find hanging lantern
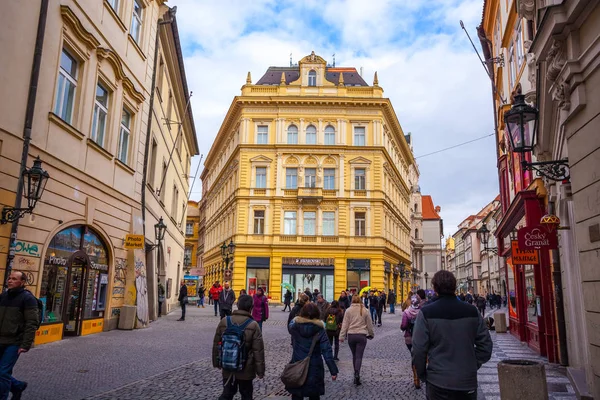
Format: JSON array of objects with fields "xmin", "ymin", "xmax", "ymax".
[{"xmin": 540, "ymin": 214, "xmax": 560, "ymax": 233}]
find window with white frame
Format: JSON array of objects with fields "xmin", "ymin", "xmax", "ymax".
[
  {"xmin": 255, "ymin": 167, "xmax": 266, "ymax": 188},
  {"xmin": 131, "ymin": 0, "xmax": 143, "ymax": 43},
  {"xmin": 91, "ymin": 83, "xmax": 109, "ymax": 147},
  {"xmin": 284, "ymin": 211, "xmax": 297, "ymax": 234},
  {"xmin": 304, "ymin": 211, "xmax": 316, "ymax": 235},
  {"xmin": 355, "ymin": 168, "xmax": 366, "ymax": 190},
  {"xmin": 253, "ymin": 210, "xmax": 265, "ymax": 234},
  {"xmin": 355, "ymin": 212, "xmax": 366, "ymax": 236},
  {"xmin": 308, "ymin": 70, "xmax": 316, "ymax": 86},
  {"xmin": 354, "ymin": 126, "xmax": 365, "ymax": 146},
  {"xmin": 117, "ymin": 108, "xmax": 131, "ymax": 163},
  {"xmin": 306, "ymin": 125, "xmax": 316, "ymax": 144},
  {"xmin": 323, "ymin": 212, "xmax": 335, "ymax": 236},
  {"xmin": 286, "ymin": 168, "xmax": 297, "ymax": 189},
  {"xmin": 107, "ymin": 0, "xmax": 119, "ymax": 12},
  {"xmin": 515, "ymin": 21, "xmax": 524, "ymax": 69},
  {"xmin": 287, "ymin": 125, "xmax": 298, "ymax": 144},
  {"xmin": 186, "ymin": 222, "xmax": 193, "ymax": 235},
  {"xmin": 54, "ymin": 48, "xmax": 78, "ymax": 124},
  {"xmin": 508, "ymin": 42, "xmax": 516, "ymax": 89},
  {"xmin": 324, "ymin": 125, "xmax": 335, "ymax": 145},
  {"xmin": 324, "ymin": 168, "xmax": 335, "ymax": 190},
  {"xmin": 305, "ymin": 168, "xmax": 316, "ymax": 188},
  {"xmin": 257, "ymin": 125, "xmax": 268, "ymax": 144}
]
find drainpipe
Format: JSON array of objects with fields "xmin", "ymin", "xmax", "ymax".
[{"xmin": 3, "ymin": 0, "xmax": 49, "ymax": 291}]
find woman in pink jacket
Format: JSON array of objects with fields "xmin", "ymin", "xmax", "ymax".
[
  {"xmin": 401, "ymin": 295, "xmax": 422, "ymax": 389},
  {"xmin": 252, "ymin": 287, "xmax": 269, "ymax": 330}
]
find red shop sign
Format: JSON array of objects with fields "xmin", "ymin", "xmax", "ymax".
[{"xmin": 518, "ymin": 225, "xmax": 558, "ymax": 250}]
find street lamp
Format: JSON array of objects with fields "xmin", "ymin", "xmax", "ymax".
[
  {"xmin": 478, "ymin": 222, "xmax": 498, "ymax": 295},
  {"xmin": 146, "ymin": 217, "xmax": 167, "ymax": 252},
  {"xmin": 221, "ymin": 238, "xmax": 235, "ymax": 275},
  {"xmin": 505, "ymin": 92, "xmax": 569, "ymax": 181},
  {"xmin": 1, "ymin": 156, "xmax": 49, "ymax": 224},
  {"xmin": 398, "ymin": 262, "xmax": 406, "ymax": 303},
  {"xmin": 424, "ymin": 272, "xmax": 429, "ymax": 291}
]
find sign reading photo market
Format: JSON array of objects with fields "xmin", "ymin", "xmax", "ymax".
[{"xmin": 517, "ymin": 225, "xmax": 558, "ymax": 251}]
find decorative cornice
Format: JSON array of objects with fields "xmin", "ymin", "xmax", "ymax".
[
  {"xmin": 518, "ymin": 0, "xmax": 535, "ymax": 21},
  {"xmin": 60, "ymin": 5, "xmax": 100, "ymax": 50},
  {"xmin": 96, "ymin": 47, "xmax": 145, "ymax": 103}
]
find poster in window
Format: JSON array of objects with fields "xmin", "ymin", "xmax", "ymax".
[{"xmin": 248, "ymin": 278, "xmax": 257, "ymax": 296}]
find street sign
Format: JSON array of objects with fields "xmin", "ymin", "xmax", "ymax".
[
  {"xmin": 511, "ymin": 241, "xmax": 539, "ymax": 265},
  {"xmin": 518, "ymin": 225, "xmax": 558, "ymax": 251},
  {"xmin": 124, "ymin": 234, "xmax": 144, "ymax": 249}
]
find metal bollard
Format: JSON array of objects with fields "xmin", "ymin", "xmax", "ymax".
[{"xmin": 498, "ymin": 359, "xmax": 549, "ymax": 400}]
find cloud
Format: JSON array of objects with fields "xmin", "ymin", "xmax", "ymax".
[{"xmin": 171, "ymin": 0, "xmax": 498, "ymax": 235}]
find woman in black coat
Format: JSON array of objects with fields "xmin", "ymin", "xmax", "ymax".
[
  {"xmin": 283, "ymin": 289, "xmax": 293, "ymax": 312},
  {"xmin": 287, "ymin": 303, "xmax": 338, "ymax": 400}
]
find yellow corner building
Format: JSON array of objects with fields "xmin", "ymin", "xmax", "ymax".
[{"xmin": 201, "ymin": 52, "xmax": 414, "ymax": 303}]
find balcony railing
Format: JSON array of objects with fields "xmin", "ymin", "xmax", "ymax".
[
  {"xmin": 283, "ymin": 189, "xmax": 298, "ymax": 196},
  {"xmin": 302, "ymin": 236, "xmax": 317, "ymax": 242},
  {"xmin": 298, "ymin": 187, "xmax": 323, "ymax": 200},
  {"xmin": 322, "ymin": 189, "xmax": 337, "ymax": 197}
]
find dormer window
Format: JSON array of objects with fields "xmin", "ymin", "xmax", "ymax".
[{"xmin": 308, "ymin": 70, "xmax": 316, "ymax": 86}]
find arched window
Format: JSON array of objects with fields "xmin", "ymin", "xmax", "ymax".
[
  {"xmin": 324, "ymin": 125, "xmax": 335, "ymax": 145},
  {"xmin": 306, "ymin": 125, "xmax": 316, "ymax": 144},
  {"xmin": 287, "ymin": 125, "xmax": 298, "ymax": 144},
  {"xmin": 308, "ymin": 70, "xmax": 317, "ymax": 86}
]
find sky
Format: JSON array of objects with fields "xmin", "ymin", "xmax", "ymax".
[{"xmin": 170, "ymin": 0, "xmax": 499, "ymax": 237}]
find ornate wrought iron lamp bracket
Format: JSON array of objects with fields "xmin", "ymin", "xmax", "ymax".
[{"xmin": 522, "ymin": 159, "xmax": 570, "ymax": 182}]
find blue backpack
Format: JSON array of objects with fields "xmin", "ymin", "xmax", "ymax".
[{"xmin": 219, "ymin": 317, "xmax": 253, "ymax": 372}]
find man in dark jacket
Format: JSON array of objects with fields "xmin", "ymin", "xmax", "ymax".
[
  {"xmin": 380, "ymin": 291, "xmax": 387, "ymax": 313},
  {"xmin": 0, "ymin": 271, "xmax": 40, "ymax": 400},
  {"xmin": 412, "ymin": 271, "xmax": 492, "ymax": 399},
  {"xmin": 218, "ymin": 282, "xmax": 236, "ymax": 319},
  {"xmin": 212, "ymin": 295, "xmax": 265, "ymax": 400},
  {"xmin": 368, "ymin": 291, "xmax": 379, "ymax": 325},
  {"xmin": 477, "ymin": 294, "xmax": 487, "ymax": 317},
  {"xmin": 177, "ymin": 281, "xmax": 188, "ymax": 321},
  {"xmin": 387, "ymin": 290, "xmax": 396, "ymax": 314}
]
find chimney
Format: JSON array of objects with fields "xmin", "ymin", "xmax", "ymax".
[{"xmin": 435, "ymin": 206, "xmax": 441, "ymax": 213}]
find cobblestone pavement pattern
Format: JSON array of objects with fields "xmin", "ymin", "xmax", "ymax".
[{"xmin": 14, "ymin": 305, "xmax": 574, "ymax": 399}]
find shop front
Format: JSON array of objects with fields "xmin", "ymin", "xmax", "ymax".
[
  {"xmin": 282, "ymin": 257, "xmax": 334, "ymax": 302},
  {"xmin": 346, "ymin": 259, "xmax": 370, "ymax": 296},
  {"xmin": 37, "ymin": 225, "xmax": 110, "ymax": 344},
  {"xmin": 247, "ymin": 257, "xmax": 270, "ymax": 296}
]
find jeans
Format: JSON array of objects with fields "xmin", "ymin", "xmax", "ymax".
[
  {"xmin": 199, "ymin": 296, "xmax": 204, "ymax": 306},
  {"xmin": 180, "ymin": 301, "xmax": 186, "ymax": 320},
  {"xmin": 0, "ymin": 345, "xmax": 23, "ymax": 400},
  {"xmin": 220, "ymin": 309, "xmax": 232, "ymax": 319},
  {"xmin": 214, "ymin": 300, "xmax": 220, "ymax": 316},
  {"xmin": 257, "ymin": 321, "xmax": 263, "ymax": 331},
  {"xmin": 369, "ymin": 307, "xmax": 377, "ymax": 323},
  {"xmin": 478, "ymin": 307, "xmax": 485, "ymax": 317},
  {"xmin": 327, "ymin": 333, "xmax": 339, "ymax": 358},
  {"xmin": 219, "ymin": 376, "xmax": 253, "ymax": 400},
  {"xmin": 426, "ymin": 382, "xmax": 477, "ymax": 400},
  {"xmin": 376, "ymin": 308, "xmax": 383, "ymax": 325},
  {"xmin": 390, "ymin": 303, "xmax": 395, "ymax": 314},
  {"xmin": 347, "ymin": 334, "xmax": 367, "ymax": 373}
]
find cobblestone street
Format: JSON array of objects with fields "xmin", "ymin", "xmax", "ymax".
[{"xmin": 14, "ymin": 305, "xmax": 574, "ymax": 399}]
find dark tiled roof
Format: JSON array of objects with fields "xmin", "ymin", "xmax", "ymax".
[{"xmin": 255, "ymin": 66, "xmax": 368, "ymax": 86}]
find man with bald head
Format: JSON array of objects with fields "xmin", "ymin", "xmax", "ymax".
[{"xmin": 0, "ymin": 271, "xmax": 40, "ymax": 399}]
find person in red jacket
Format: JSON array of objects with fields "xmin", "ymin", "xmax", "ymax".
[{"xmin": 209, "ymin": 281, "xmax": 223, "ymax": 317}]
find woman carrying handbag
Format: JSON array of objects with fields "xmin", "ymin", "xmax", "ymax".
[
  {"xmin": 284, "ymin": 303, "xmax": 338, "ymax": 400},
  {"xmin": 339, "ymin": 294, "xmax": 375, "ymax": 385}
]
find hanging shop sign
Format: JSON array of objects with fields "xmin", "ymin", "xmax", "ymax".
[
  {"xmin": 282, "ymin": 258, "xmax": 334, "ymax": 266},
  {"xmin": 517, "ymin": 225, "xmax": 558, "ymax": 251},
  {"xmin": 124, "ymin": 234, "xmax": 144, "ymax": 250},
  {"xmin": 511, "ymin": 241, "xmax": 539, "ymax": 265}
]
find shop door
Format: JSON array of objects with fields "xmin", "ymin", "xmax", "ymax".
[{"xmin": 63, "ymin": 255, "xmax": 88, "ymax": 336}]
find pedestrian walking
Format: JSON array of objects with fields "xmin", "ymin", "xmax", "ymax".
[
  {"xmin": 412, "ymin": 270, "xmax": 493, "ymax": 399},
  {"xmin": 339, "ymin": 295, "xmax": 374, "ymax": 386},
  {"xmin": 219, "ymin": 282, "xmax": 236, "ymax": 319},
  {"xmin": 387, "ymin": 290, "xmax": 396, "ymax": 314},
  {"xmin": 401, "ymin": 295, "xmax": 422, "ymax": 389},
  {"xmin": 401, "ymin": 291, "xmax": 414, "ymax": 312},
  {"xmin": 476, "ymin": 294, "xmax": 487, "ymax": 317},
  {"xmin": 283, "ymin": 289, "xmax": 293, "ymax": 312},
  {"xmin": 304, "ymin": 288, "xmax": 313, "ymax": 302},
  {"xmin": 466, "ymin": 289, "xmax": 474, "ymax": 305},
  {"xmin": 0, "ymin": 271, "xmax": 39, "ymax": 400},
  {"xmin": 286, "ymin": 303, "xmax": 338, "ymax": 399},
  {"xmin": 368, "ymin": 291, "xmax": 379, "ymax": 326},
  {"xmin": 312, "ymin": 289, "xmax": 320, "ymax": 303},
  {"xmin": 252, "ymin": 288, "xmax": 269, "ymax": 330},
  {"xmin": 460, "ymin": 293, "xmax": 466, "ymax": 302},
  {"xmin": 240, "ymin": 289, "xmax": 247, "ymax": 296},
  {"xmin": 210, "ymin": 281, "xmax": 223, "ymax": 317},
  {"xmin": 362, "ymin": 292, "xmax": 368, "ymax": 309},
  {"xmin": 177, "ymin": 281, "xmax": 188, "ymax": 321},
  {"xmin": 380, "ymin": 290, "xmax": 387, "ymax": 313},
  {"xmin": 157, "ymin": 279, "xmax": 165, "ymax": 316},
  {"xmin": 288, "ymin": 293, "xmax": 309, "ymax": 330},
  {"xmin": 376, "ymin": 291, "xmax": 384, "ymax": 325},
  {"xmin": 316, "ymin": 294, "xmax": 330, "ymax": 319},
  {"xmin": 212, "ymin": 295, "xmax": 265, "ymax": 400},
  {"xmin": 322, "ymin": 300, "xmax": 343, "ymax": 361},
  {"xmin": 338, "ymin": 291, "xmax": 351, "ymax": 310},
  {"xmin": 197, "ymin": 285, "xmax": 206, "ymax": 308}
]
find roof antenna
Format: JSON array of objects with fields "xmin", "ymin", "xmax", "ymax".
[
  {"xmin": 332, "ymin": 53, "xmax": 335, "ymax": 67},
  {"xmin": 290, "ymin": 53, "xmax": 292, "ymax": 67}
]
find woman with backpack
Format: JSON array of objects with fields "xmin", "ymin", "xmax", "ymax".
[
  {"xmin": 286, "ymin": 303, "xmax": 338, "ymax": 400},
  {"xmin": 339, "ymin": 295, "xmax": 375, "ymax": 386},
  {"xmin": 252, "ymin": 287, "xmax": 269, "ymax": 330},
  {"xmin": 401, "ymin": 295, "xmax": 422, "ymax": 389},
  {"xmin": 283, "ymin": 289, "xmax": 293, "ymax": 312},
  {"xmin": 322, "ymin": 300, "xmax": 343, "ymax": 361}
]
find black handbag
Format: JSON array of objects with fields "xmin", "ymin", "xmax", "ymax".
[{"xmin": 280, "ymin": 333, "xmax": 320, "ymax": 388}]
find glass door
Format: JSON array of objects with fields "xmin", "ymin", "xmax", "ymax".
[{"xmin": 63, "ymin": 258, "xmax": 87, "ymax": 336}]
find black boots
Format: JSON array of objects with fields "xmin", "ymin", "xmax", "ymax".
[{"xmin": 354, "ymin": 371, "xmax": 361, "ymax": 386}]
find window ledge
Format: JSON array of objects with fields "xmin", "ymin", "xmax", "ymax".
[
  {"xmin": 87, "ymin": 138, "xmax": 113, "ymax": 160},
  {"xmin": 115, "ymin": 158, "xmax": 135, "ymax": 175},
  {"xmin": 128, "ymin": 34, "xmax": 146, "ymax": 60},
  {"xmin": 48, "ymin": 112, "xmax": 85, "ymax": 141},
  {"xmin": 103, "ymin": 1, "xmax": 127, "ymax": 32}
]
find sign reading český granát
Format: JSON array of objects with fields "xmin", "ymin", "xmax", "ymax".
[{"xmin": 517, "ymin": 225, "xmax": 558, "ymax": 251}]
